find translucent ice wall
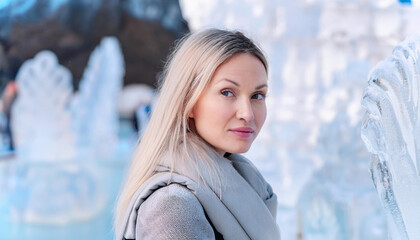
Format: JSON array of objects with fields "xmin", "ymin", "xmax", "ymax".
[
  {"xmin": 361, "ymin": 35, "xmax": 420, "ymax": 240},
  {"xmin": 299, "ymin": 112, "xmax": 386, "ymax": 240}
]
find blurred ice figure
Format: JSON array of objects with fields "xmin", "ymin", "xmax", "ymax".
[
  {"xmin": 361, "ymin": 35, "xmax": 420, "ymax": 240},
  {"xmin": 8, "ymin": 50, "xmax": 104, "ymax": 224},
  {"xmin": 12, "ymin": 51, "xmax": 76, "ymax": 161},
  {"xmin": 299, "ymin": 113, "xmax": 386, "ymax": 240},
  {"xmin": 71, "ymin": 36, "xmax": 125, "ymax": 160}
]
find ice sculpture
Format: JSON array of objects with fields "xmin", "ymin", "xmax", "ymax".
[
  {"xmin": 71, "ymin": 37, "xmax": 124, "ymax": 160},
  {"xmin": 11, "ymin": 51, "xmax": 76, "ymax": 161},
  {"xmin": 361, "ymin": 35, "xmax": 420, "ymax": 240},
  {"xmin": 6, "ymin": 37, "xmax": 125, "ymax": 224}
]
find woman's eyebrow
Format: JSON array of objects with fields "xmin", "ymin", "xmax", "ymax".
[
  {"xmin": 219, "ymin": 79, "xmax": 267, "ymax": 90},
  {"xmin": 255, "ymin": 84, "xmax": 267, "ymax": 90},
  {"xmin": 219, "ymin": 78, "xmax": 240, "ymax": 86}
]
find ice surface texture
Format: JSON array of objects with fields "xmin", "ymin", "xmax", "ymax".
[
  {"xmin": 300, "ymin": 113, "xmax": 386, "ymax": 240},
  {"xmin": 361, "ymin": 35, "xmax": 420, "ymax": 240},
  {"xmin": 7, "ymin": 162, "xmax": 103, "ymax": 224}
]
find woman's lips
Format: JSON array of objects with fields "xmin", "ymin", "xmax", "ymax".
[{"xmin": 229, "ymin": 127, "xmax": 255, "ymax": 138}]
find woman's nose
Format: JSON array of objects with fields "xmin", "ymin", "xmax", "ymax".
[{"xmin": 236, "ymin": 99, "xmax": 254, "ymax": 122}]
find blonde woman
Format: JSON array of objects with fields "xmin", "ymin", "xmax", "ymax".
[{"xmin": 115, "ymin": 29, "xmax": 280, "ymax": 240}]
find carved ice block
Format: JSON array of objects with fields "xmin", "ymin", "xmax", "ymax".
[
  {"xmin": 71, "ymin": 36, "xmax": 124, "ymax": 160},
  {"xmin": 362, "ymin": 35, "xmax": 420, "ymax": 240},
  {"xmin": 9, "ymin": 50, "xmax": 104, "ymax": 224},
  {"xmin": 12, "ymin": 50, "xmax": 76, "ymax": 161}
]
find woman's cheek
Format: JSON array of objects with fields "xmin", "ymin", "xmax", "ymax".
[{"xmin": 256, "ymin": 104, "xmax": 267, "ymax": 128}]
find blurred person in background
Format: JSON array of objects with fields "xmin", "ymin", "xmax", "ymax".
[
  {"xmin": 0, "ymin": 80, "xmax": 17, "ymax": 151},
  {"xmin": 115, "ymin": 29, "xmax": 280, "ymax": 240}
]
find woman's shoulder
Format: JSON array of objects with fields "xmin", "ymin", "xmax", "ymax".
[
  {"xmin": 136, "ymin": 183, "xmax": 215, "ymax": 239},
  {"xmin": 139, "ymin": 183, "xmax": 201, "ymax": 212}
]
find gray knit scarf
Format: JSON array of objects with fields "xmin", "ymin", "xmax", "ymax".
[{"xmin": 116, "ymin": 153, "xmax": 281, "ymax": 240}]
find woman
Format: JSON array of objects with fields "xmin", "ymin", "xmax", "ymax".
[{"xmin": 115, "ymin": 29, "xmax": 280, "ymax": 240}]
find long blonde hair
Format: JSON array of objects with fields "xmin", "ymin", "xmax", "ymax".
[{"xmin": 115, "ymin": 28, "xmax": 268, "ymax": 230}]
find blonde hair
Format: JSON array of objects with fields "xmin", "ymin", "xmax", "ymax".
[{"xmin": 114, "ymin": 28, "xmax": 268, "ymax": 231}]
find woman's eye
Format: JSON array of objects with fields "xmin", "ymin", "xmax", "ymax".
[
  {"xmin": 252, "ymin": 93, "xmax": 265, "ymax": 100},
  {"xmin": 221, "ymin": 90, "xmax": 234, "ymax": 97}
]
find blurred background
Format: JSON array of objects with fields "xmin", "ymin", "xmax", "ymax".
[{"xmin": 0, "ymin": 0, "xmax": 419, "ymax": 239}]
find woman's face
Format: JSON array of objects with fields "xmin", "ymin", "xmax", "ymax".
[{"xmin": 190, "ymin": 53, "xmax": 268, "ymax": 155}]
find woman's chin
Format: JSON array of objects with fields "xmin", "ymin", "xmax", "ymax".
[{"xmin": 222, "ymin": 145, "xmax": 252, "ymax": 154}]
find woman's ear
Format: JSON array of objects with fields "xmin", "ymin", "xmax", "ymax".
[{"xmin": 188, "ymin": 109, "xmax": 194, "ymax": 118}]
